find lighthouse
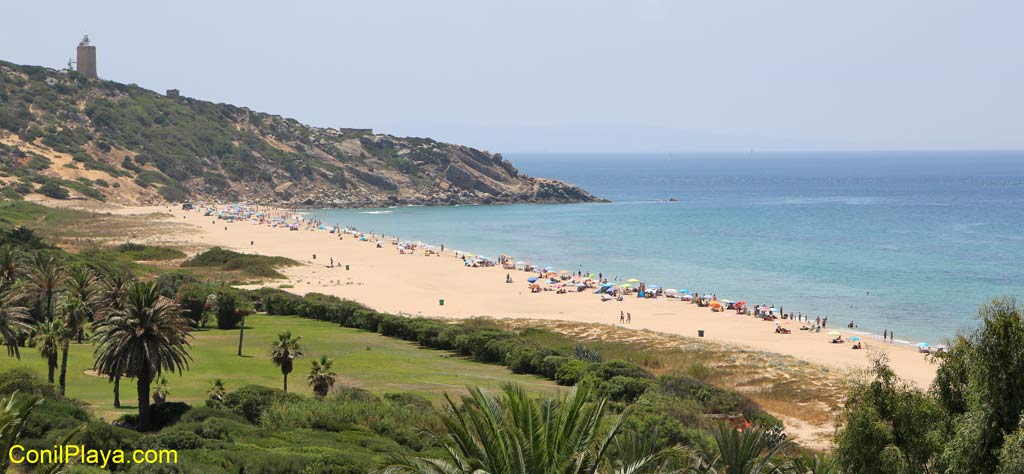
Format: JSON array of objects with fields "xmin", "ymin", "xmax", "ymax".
[{"xmin": 76, "ymin": 34, "xmax": 97, "ymax": 79}]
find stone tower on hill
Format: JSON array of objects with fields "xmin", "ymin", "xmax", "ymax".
[{"xmin": 76, "ymin": 35, "xmax": 97, "ymax": 79}]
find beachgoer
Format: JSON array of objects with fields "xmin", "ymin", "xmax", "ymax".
[
  {"xmin": 883, "ymin": 329, "xmax": 888, "ymax": 340},
  {"xmin": 313, "ymin": 254, "xmax": 316, "ymax": 260},
  {"xmin": 626, "ymin": 312, "xmax": 631, "ymax": 324},
  {"xmin": 619, "ymin": 311, "xmax": 624, "ymax": 324}
]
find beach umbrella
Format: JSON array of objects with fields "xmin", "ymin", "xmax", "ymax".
[
  {"xmin": 917, "ymin": 342, "xmax": 930, "ymax": 348},
  {"xmin": 544, "ymin": 266, "xmax": 554, "ymax": 271},
  {"xmin": 679, "ymin": 289, "xmax": 690, "ymax": 293},
  {"xmin": 850, "ymin": 337, "xmax": 861, "ymax": 341},
  {"xmin": 619, "ymin": 283, "xmax": 632, "ymax": 288},
  {"xmin": 681, "ymin": 294, "xmax": 694, "ymax": 300},
  {"xmin": 601, "ymin": 283, "xmax": 613, "ymax": 287},
  {"xmin": 588, "ymin": 273, "xmax": 597, "ymax": 278},
  {"xmin": 527, "ymin": 277, "xmax": 538, "ymax": 283},
  {"xmin": 828, "ymin": 330, "xmax": 841, "ymax": 336},
  {"xmin": 720, "ymin": 299, "xmax": 734, "ymax": 304},
  {"xmin": 626, "ymin": 278, "xmax": 641, "ymax": 283},
  {"xmin": 648, "ymin": 284, "xmax": 661, "ymax": 289}
]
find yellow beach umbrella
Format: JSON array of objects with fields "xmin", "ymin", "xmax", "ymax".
[{"xmin": 626, "ymin": 278, "xmax": 641, "ymax": 283}]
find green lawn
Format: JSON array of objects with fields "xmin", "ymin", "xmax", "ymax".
[{"xmin": 0, "ymin": 314, "xmax": 562, "ymax": 420}]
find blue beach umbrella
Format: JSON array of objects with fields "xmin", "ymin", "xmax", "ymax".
[{"xmin": 527, "ymin": 277, "xmax": 538, "ymax": 283}]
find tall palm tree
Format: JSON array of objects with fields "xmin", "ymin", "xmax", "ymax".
[
  {"xmin": 690, "ymin": 424, "xmax": 788, "ymax": 474},
  {"xmin": 0, "ymin": 286, "xmax": 31, "ymax": 359},
  {"xmin": 270, "ymin": 331, "xmax": 302, "ymax": 392},
  {"xmin": 65, "ymin": 265, "xmax": 100, "ymax": 343},
  {"xmin": 307, "ymin": 355, "xmax": 337, "ymax": 397},
  {"xmin": 96, "ymin": 269, "xmax": 132, "ymax": 407},
  {"xmin": 33, "ymin": 318, "xmax": 65, "ymax": 384},
  {"xmin": 56, "ymin": 295, "xmax": 87, "ymax": 396},
  {"xmin": 25, "ymin": 252, "xmax": 66, "ymax": 323},
  {"xmin": 92, "ymin": 281, "xmax": 192, "ymax": 430},
  {"xmin": 376, "ymin": 384, "xmax": 686, "ymax": 474}
]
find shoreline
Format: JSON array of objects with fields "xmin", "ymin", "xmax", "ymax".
[
  {"xmin": 113, "ymin": 202, "xmax": 940, "ymax": 388},
  {"xmin": 299, "ymin": 207, "xmax": 934, "ymax": 352}
]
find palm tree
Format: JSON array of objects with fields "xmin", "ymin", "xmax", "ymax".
[
  {"xmin": 92, "ymin": 281, "xmax": 192, "ymax": 430},
  {"xmin": 97, "ymin": 269, "xmax": 132, "ymax": 317},
  {"xmin": 207, "ymin": 378, "xmax": 226, "ymax": 404},
  {"xmin": 152, "ymin": 377, "xmax": 170, "ymax": 404},
  {"xmin": 1, "ymin": 391, "xmax": 81, "ymax": 474},
  {"xmin": 0, "ymin": 245, "xmax": 22, "ymax": 286},
  {"xmin": 782, "ymin": 453, "xmax": 835, "ymax": 474},
  {"xmin": 307, "ymin": 355, "xmax": 337, "ymax": 397},
  {"xmin": 0, "ymin": 286, "xmax": 31, "ymax": 359},
  {"xmin": 65, "ymin": 265, "xmax": 100, "ymax": 343},
  {"xmin": 33, "ymin": 318, "xmax": 65, "ymax": 384},
  {"xmin": 270, "ymin": 331, "xmax": 302, "ymax": 392},
  {"xmin": 376, "ymin": 384, "xmax": 686, "ymax": 474},
  {"xmin": 25, "ymin": 252, "xmax": 66, "ymax": 323},
  {"xmin": 55, "ymin": 296, "xmax": 85, "ymax": 396},
  {"xmin": 96, "ymin": 269, "xmax": 132, "ymax": 407},
  {"xmin": 0, "ymin": 392, "xmax": 42, "ymax": 472},
  {"xmin": 690, "ymin": 424, "xmax": 788, "ymax": 474}
]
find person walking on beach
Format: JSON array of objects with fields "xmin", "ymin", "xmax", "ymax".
[
  {"xmin": 626, "ymin": 312, "xmax": 631, "ymax": 324},
  {"xmin": 883, "ymin": 329, "xmax": 888, "ymax": 341},
  {"xmin": 822, "ymin": 317, "xmax": 828, "ymax": 328},
  {"xmin": 620, "ymin": 311, "xmax": 625, "ymax": 324}
]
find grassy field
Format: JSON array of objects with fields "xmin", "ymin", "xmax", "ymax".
[{"xmin": 0, "ymin": 314, "xmax": 561, "ymax": 420}]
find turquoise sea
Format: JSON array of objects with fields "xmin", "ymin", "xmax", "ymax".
[{"xmin": 304, "ymin": 151, "xmax": 1024, "ymax": 344}]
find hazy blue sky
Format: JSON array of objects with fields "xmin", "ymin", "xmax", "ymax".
[{"xmin": 2, "ymin": 1, "xmax": 1021, "ymax": 152}]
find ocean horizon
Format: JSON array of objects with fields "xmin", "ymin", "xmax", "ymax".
[{"xmin": 303, "ymin": 151, "xmax": 1024, "ymax": 344}]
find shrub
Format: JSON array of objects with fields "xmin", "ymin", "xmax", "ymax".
[
  {"xmin": 176, "ymin": 282, "xmax": 213, "ymax": 326},
  {"xmin": 38, "ymin": 181, "xmax": 69, "ymax": 199},
  {"xmin": 116, "ymin": 243, "xmax": 185, "ymax": 261},
  {"xmin": 555, "ymin": 359, "xmax": 590, "ymax": 385},
  {"xmin": 151, "ymin": 430, "xmax": 204, "ymax": 450},
  {"xmin": 74, "ymin": 421, "xmax": 141, "ymax": 453},
  {"xmin": 221, "ymin": 385, "xmax": 300, "ymax": 423}
]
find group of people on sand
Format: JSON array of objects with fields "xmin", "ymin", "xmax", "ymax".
[{"xmin": 195, "ymin": 202, "xmax": 910, "ymax": 350}]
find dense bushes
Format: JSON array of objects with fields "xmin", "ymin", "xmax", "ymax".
[
  {"xmin": 182, "ymin": 247, "xmax": 297, "ymax": 278},
  {"xmin": 250, "ymin": 288, "xmax": 777, "ymax": 426}
]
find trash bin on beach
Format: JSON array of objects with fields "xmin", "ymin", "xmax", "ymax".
[
  {"xmin": 439, "ymin": 299, "xmax": 445, "ymax": 306},
  {"xmin": 698, "ymin": 329, "xmax": 705, "ymax": 337}
]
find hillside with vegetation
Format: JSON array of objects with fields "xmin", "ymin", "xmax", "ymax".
[{"xmin": 0, "ymin": 59, "xmax": 601, "ymax": 207}]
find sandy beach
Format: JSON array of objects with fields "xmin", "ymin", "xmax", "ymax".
[{"xmin": 124, "ymin": 204, "xmax": 938, "ymax": 388}]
